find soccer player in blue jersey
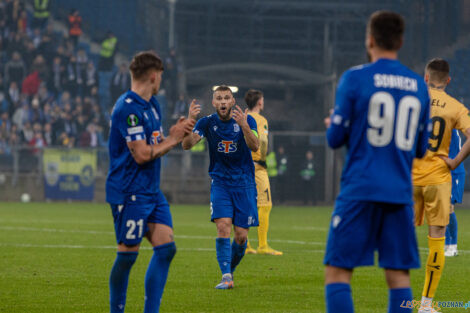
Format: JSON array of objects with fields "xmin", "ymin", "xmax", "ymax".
[
  {"xmin": 106, "ymin": 51, "xmax": 194, "ymax": 313},
  {"xmin": 445, "ymin": 130, "xmax": 465, "ymax": 257},
  {"xmin": 323, "ymin": 11, "xmax": 431, "ymax": 313},
  {"xmin": 182, "ymin": 85, "xmax": 260, "ymax": 289}
]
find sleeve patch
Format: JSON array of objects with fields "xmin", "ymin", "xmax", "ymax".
[
  {"xmin": 127, "ymin": 114, "xmax": 140, "ymax": 126},
  {"xmin": 127, "ymin": 126, "xmax": 144, "ymax": 135}
]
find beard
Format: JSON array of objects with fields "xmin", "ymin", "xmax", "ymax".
[{"xmin": 216, "ymin": 107, "xmax": 232, "ymax": 120}]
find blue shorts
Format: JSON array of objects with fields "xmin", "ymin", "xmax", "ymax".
[
  {"xmin": 210, "ymin": 183, "xmax": 259, "ymax": 228},
  {"xmin": 110, "ymin": 190, "xmax": 172, "ymax": 246},
  {"xmin": 324, "ymin": 199, "xmax": 420, "ymax": 270},
  {"xmin": 451, "ymin": 173, "xmax": 465, "ymax": 204}
]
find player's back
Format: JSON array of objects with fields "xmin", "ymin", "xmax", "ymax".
[
  {"xmin": 413, "ymin": 89, "xmax": 470, "ymax": 185},
  {"xmin": 328, "ymin": 59, "xmax": 430, "ymax": 204}
]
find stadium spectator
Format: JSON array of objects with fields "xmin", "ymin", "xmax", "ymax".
[
  {"xmin": 32, "ymin": 0, "xmax": 50, "ymax": 30},
  {"xmin": 98, "ymin": 31, "xmax": 117, "ymax": 72},
  {"xmin": 300, "ymin": 150, "xmax": 316, "ymax": 205},
  {"xmin": 109, "ymin": 63, "xmax": 130, "ymax": 104},
  {"xmin": 172, "ymin": 93, "xmax": 187, "ymax": 119},
  {"xmin": 4, "ymin": 51, "xmax": 26, "ymax": 87},
  {"xmin": 67, "ymin": 9, "xmax": 82, "ymax": 48}
]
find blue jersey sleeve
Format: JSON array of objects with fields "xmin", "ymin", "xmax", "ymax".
[
  {"xmin": 114, "ymin": 105, "xmax": 146, "ymax": 143},
  {"xmin": 247, "ymin": 115, "xmax": 258, "ymax": 134},
  {"xmin": 327, "ymin": 70, "xmax": 357, "ymax": 149},
  {"xmin": 193, "ymin": 116, "xmax": 208, "ymax": 138},
  {"xmin": 415, "ymin": 91, "xmax": 431, "ymax": 158}
]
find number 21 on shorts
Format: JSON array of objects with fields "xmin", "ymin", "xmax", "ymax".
[{"xmin": 126, "ymin": 219, "xmax": 144, "ymax": 239}]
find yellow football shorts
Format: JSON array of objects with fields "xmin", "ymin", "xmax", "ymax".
[
  {"xmin": 254, "ymin": 164, "xmax": 272, "ymax": 207},
  {"xmin": 413, "ymin": 181, "xmax": 451, "ymax": 227}
]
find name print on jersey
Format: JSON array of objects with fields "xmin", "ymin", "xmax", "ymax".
[{"xmin": 217, "ymin": 140, "xmax": 237, "ymax": 153}]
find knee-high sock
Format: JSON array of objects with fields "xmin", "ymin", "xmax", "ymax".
[
  {"xmin": 422, "ymin": 236, "xmax": 445, "ymax": 298},
  {"xmin": 448, "ymin": 212, "xmax": 458, "ymax": 245},
  {"xmin": 231, "ymin": 240, "xmax": 247, "ymax": 273},
  {"xmin": 216, "ymin": 238, "xmax": 231, "ymax": 275},
  {"xmin": 325, "ymin": 283, "xmax": 353, "ymax": 313},
  {"xmin": 109, "ymin": 251, "xmax": 138, "ymax": 313},
  {"xmin": 388, "ymin": 288, "xmax": 413, "ymax": 313},
  {"xmin": 257, "ymin": 205, "xmax": 272, "ymax": 249},
  {"xmin": 246, "ymin": 239, "xmax": 255, "ymax": 250},
  {"xmin": 445, "ymin": 224, "xmax": 451, "ymax": 245},
  {"xmin": 143, "ymin": 242, "xmax": 177, "ymax": 313}
]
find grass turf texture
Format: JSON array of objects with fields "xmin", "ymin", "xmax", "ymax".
[{"xmin": 0, "ymin": 203, "xmax": 469, "ymax": 313}]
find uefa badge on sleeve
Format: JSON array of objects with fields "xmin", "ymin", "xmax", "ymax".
[{"xmin": 127, "ymin": 114, "xmax": 139, "ymax": 127}]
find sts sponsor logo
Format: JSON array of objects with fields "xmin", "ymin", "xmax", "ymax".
[
  {"xmin": 217, "ymin": 141, "xmax": 237, "ymax": 153},
  {"xmin": 151, "ymin": 131, "xmax": 162, "ymax": 144}
]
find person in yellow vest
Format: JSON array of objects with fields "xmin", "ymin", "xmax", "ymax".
[
  {"xmin": 99, "ymin": 31, "xmax": 118, "ymax": 72},
  {"xmin": 413, "ymin": 58, "xmax": 470, "ymax": 313},
  {"xmin": 245, "ymin": 89, "xmax": 282, "ymax": 255},
  {"xmin": 33, "ymin": 0, "xmax": 50, "ymax": 29}
]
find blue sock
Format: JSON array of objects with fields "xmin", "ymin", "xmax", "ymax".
[
  {"xmin": 445, "ymin": 224, "xmax": 451, "ymax": 245},
  {"xmin": 216, "ymin": 238, "xmax": 231, "ymax": 275},
  {"xmin": 449, "ymin": 212, "xmax": 458, "ymax": 245},
  {"xmin": 230, "ymin": 240, "xmax": 247, "ymax": 274},
  {"xmin": 109, "ymin": 251, "xmax": 138, "ymax": 313},
  {"xmin": 325, "ymin": 283, "xmax": 353, "ymax": 313},
  {"xmin": 388, "ymin": 288, "xmax": 413, "ymax": 313},
  {"xmin": 144, "ymin": 242, "xmax": 177, "ymax": 313}
]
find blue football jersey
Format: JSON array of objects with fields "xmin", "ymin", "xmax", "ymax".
[
  {"xmin": 193, "ymin": 113, "xmax": 257, "ymax": 186},
  {"xmin": 449, "ymin": 129, "xmax": 465, "ymax": 175},
  {"xmin": 328, "ymin": 58, "xmax": 430, "ymax": 204},
  {"xmin": 106, "ymin": 91, "xmax": 164, "ymax": 204}
]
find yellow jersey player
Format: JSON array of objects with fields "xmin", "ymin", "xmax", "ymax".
[
  {"xmin": 245, "ymin": 89, "xmax": 282, "ymax": 256},
  {"xmin": 413, "ymin": 58, "xmax": 470, "ymax": 313}
]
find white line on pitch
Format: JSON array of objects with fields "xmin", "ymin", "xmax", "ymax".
[{"xmin": 0, "ymin": 225, "xmax": 326, "ymax": 245}]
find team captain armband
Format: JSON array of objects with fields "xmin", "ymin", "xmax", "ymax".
[{"xmin": 252, "ymin": 130, "xmax": 259, "ymax": 137}]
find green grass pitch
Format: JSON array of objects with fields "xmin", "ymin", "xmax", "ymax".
[{"xmin": 1, "ymin": 202, "xmax": 470, "ymax": 312}]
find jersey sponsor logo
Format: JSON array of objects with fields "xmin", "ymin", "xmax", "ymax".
[
  {"xmin": 234, "ymin": 124, "xmax": 240, "ymax": 132},
  {"xmin": 127, "ymin": 126, "xmax": 144, "ymax": 135},
  {"xmin": 151, "ymin": 131, "xmax": 162, "ymax": 144},
  {"xmin": 217, "ymin": 140, "xmax": 237, "ymax": 153},
  {"xmin": 127, "ymin": 114, "xmax": 139, "ymax": 126}
]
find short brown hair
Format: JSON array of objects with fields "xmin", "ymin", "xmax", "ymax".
[
  {"xmin": 367, "ymin": 11, "xmax": 404, "ymax": 51},
  {"xmin": 244, "ymin": 89, "xmax": 263, "ymax": 110},
  {"xmin": 214, "ymin": 85, "xmax": 233, "ymax": 95},
  {"xmin": 129, "ymin": 51, "xmax": 164, "ymax": 81},
  {"xmin": 425, "ymin": 58, "xmax": 450, "ymax": 83}
]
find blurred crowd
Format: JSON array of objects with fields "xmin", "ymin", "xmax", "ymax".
[{"xmin": 0, "ymin": 0, "xmax": 109, "ymax": 156}]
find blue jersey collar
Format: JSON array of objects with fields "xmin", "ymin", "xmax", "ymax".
[{"xmin": 126, "ymin": 90, "xmax": 151, "ymax": 108}]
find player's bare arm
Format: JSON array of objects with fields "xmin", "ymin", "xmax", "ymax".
[
  {"xmin": 129, "ymin": 117, "xmax": 194, "ymax": 164},
  {"xmin": 441, "ymin": 127, "xmax": 470, "ymax": 170},
  {"xmin": 182, "ymin": 99, "xmax": 202, "ymax": 150},
  {"xmin": 232, "ymin": 105, "xmax": 259, "ymax": 152}
]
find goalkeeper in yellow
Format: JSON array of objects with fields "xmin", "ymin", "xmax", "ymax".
[
  {"xmin": 244, "ymin": 89, "xmax": 282, "ymax": 255},
  {"xmin": 413, "ymin": 58, "xmax": 470, "ymax": 313}
]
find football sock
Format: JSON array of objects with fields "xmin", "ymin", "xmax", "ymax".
[
  {"xmin": 388, "ymin": 288, "xmax": 412, "ymax": 313},
  {"xmin": 144, "ymin": 242, "xmax": 177, "ymax": 313},
  {"xmin": 257, "ymin": 205, "xmax": 272, "ymax": 249},
  {"xmin": 246, "ymin": 239, "xmax": 255, "ymax": 250},
  {"xmin": 325, "ymin": 283, "xmax": 353, "ymax": 313},
  {"xmin": 109, "ymin": 251, "xmax": 138, "ymax": 313},
  {"xmin": 230, "ymin": 239, "xmax": 247, "ymax": 273},
  {"xmin": 445, "ymin": 224, "xmax": 450, "ymax": 246},
  {"xmin": 448, "ymin": 212, "xmax": 458, "ymax": 245},
  {"xmin": 216, "ymin": 238, "xmax": 231, "ymax": 275},
  {"xmin": 422, "ymin": 236, "xmax": 445, "ymax": 298}
]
